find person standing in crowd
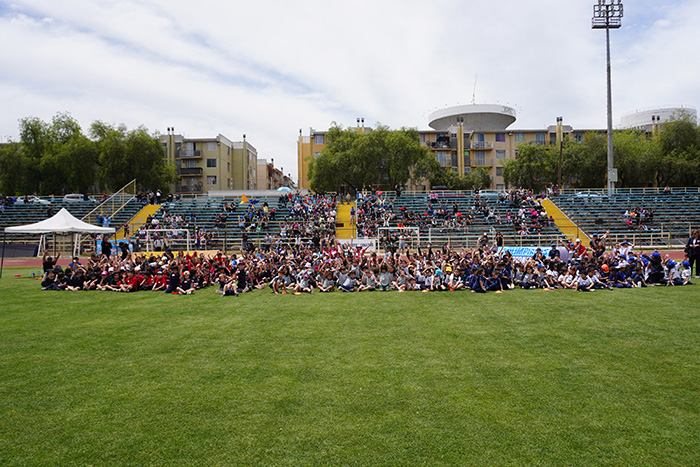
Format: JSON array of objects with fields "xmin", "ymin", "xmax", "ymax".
[{"xmin": 685, "ymin": 229, "xmax": 700, "ymax": 278}]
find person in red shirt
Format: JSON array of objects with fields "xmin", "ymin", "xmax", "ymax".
[
  {"xmin": 573, "ymin": 238, "xmax": 587, "ymax": 261},
  {"xmin": 120, "ymin": 270, "xmax": 139, "ymax": 292},
  {"xmin": 152, "ymin": 271, "xmax": 168, "ymax": 291}
]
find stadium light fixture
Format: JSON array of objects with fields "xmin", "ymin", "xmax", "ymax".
[{"xmin": 592, "ymin": 0, "xmax": 623, "ymax": 194}]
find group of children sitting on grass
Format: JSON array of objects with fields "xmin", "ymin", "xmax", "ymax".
[{"xmin": 39, "ymin": 234, "xmax": 693, "ymax": 295}]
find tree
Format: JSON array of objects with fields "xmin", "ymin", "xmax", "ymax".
[
  {"xmin": 0, "ymin": 142, "xmax": 27, "ymax": 195},
  {"xmin": 308, "ymin": 124, "xmax": 434, "ymax": 192},
  {"xmin": 91, "ymin": 122, "xmax": 177, "ymax": 192},
  {"xmin": 503, "ymin": 143, "xmax": 557, "ymax": 192},
  {"xmin": 654, "ymin": 112, "xmax": 700, "ymax": 187},
  {"xmin": 427, "ymin": 166, "xmax": 492, "ymax": 191},
  {"xmin": 39, "ymin": 113, "xmax": 98, "ymax": 194}
]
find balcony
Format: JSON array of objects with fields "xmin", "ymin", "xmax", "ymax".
[
  {"xmin": 473, "ymin": 157, "xmax": 494, "ymax": 167},
  {"xmin": 176, "ymin": 150, "xmax": 202, "ymax": 159},
  {"xmin": 471, "ymin": 141, "xmax": 494, "ymax": 150},
  {"xmin": 176, "ymin": 183, "xmax": 203, "ymax": 193},
  {"xmin": 177, "ymin": 167, "xmax": 203, "ymax": 176}
]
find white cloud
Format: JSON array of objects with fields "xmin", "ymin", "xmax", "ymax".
[{"xmin": 0, "ymin": 0, "xmax": 698, "ymax": 179}]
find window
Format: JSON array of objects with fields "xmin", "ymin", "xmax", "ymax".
[
  {"xmin": 206, "ymin": 142, "xmax": 217, "ymax": 152},
  {"xmin": 464, "ymin": 167, "xmax": 471, "ymax": 174},
  {"xmin": 314, "ymin": 152, "xmax": 321, "ymax": 158},
  {"xmin": 314, "ymin": 134, "xmax": 325, "ymax": 144},
  {"xmin": 451, "ymin": 167, "xmax": 458, "ymax": 173},
  {"xmin": 535, "ymin": 133, "xmax": 546, "ymax": 145},
  {"xmin": 574, "ymin": 132, "xmax": 584, "ymax": 142},
  {"xmin": 496, "ymin": 167, "xmax": 503, "ymax": 177},
  {"xmin": 184, "ymin": 160, "xmax": 197, "ymax": 168},
  {"xmin": 514, "ymin": 149, "xmax": 519, "ymax": 158},
  {"xmin": 550, "ymin": 133, "xmax": 557, "ymax": 144},
  {"xmin": 514, "ymin": 133, "xmax": 526, "ymax": 142},
  {"xmin": 206, "ymin": 176, "xmax": 217, "ymax": 185},
  {"xmin": 227, "ymin": 162, "xmax": 230, "ymax": 172},
  {"xmin": 495, "ymin": 133, "xmax": 506, "ymax": 142},
  {"xmin": 474, "ymin": 151, "xmax": 486, "ymax": 166},
  {"xmin": 207, "ymin": 158, "xmax": 217, "ymax": 168},
  {"xmin": 451, "ymin": 151, "xmax": 458, "ymax": 167},
  {"xmin": 436, "ymin": 151, "xmax": 448, "ymax": 166},
  {"xmin": 497, "ymin": 184, "xmax": 505, "ymax": 190},
  {"xmin": 496, "ymin": 150, "xmax": 506, "ymax": 160},
  {"xmin": 464, "ymin": 152, "xmax": 470, "ymax": 166},
  {"xmin": 420, "ymin": 133, "xmax": 426, "ymax": 143}
]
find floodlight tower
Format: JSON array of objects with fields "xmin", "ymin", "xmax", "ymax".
[{"xmin": 592, "ymin": 0, "xmax": 623, "ymax": 194}]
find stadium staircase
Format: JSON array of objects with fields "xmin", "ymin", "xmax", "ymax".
[
  {"xmin": 541, "ymin": 198, "xmax": 589, "ymax": 243},
  {"xmin": 335, "ymin": 202, "xmax": 356, "ymax": 239},
  {"xmin": 114, "ymin": 204, "xmax": 161, "ymax": 240}
]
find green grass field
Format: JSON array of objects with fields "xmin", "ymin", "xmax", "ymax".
[{"xmin": 1, "ymin": 266, "xmax": 699, "ymax": 466}]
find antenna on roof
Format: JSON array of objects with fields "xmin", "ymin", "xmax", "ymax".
[{"xmin": 472, "ymin": 74, "xmax": 478, "ymax": 105}]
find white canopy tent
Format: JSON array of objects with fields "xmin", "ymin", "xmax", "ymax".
[
  {"xmin": 5, "ymin": 208, "xmax": 116, "ymax": 235},
  {"xmin": 1, "ymin": 208, "xmax": 115, "ymax": 278}
]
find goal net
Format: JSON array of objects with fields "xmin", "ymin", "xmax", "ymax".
[{"xmin": 376, "ymin": 226, "xmax": 421, "ymax": 251}]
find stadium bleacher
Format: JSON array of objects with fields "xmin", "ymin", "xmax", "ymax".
[
  {"xmin": 551, "ymin": 188, "xmax": 700, "ymax": 247},
  {"xmin": 0, "ymin": 197, "xmax": 143, "ymax": 245},
  {"xmin": 3, "ymin": 187, "xmax": 698, "ymax": 254}
]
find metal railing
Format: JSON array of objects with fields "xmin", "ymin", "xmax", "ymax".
[
  {"xmin": 177, "ymin": 167, "xmax": 203, "ymax": 176},
  {"xmin": 471, "ymin": 141, "xmax": 494, "ymax": 150},
  {"xmin": 176, "ymin": 150, "xmax": 202, "ymax": 158}
]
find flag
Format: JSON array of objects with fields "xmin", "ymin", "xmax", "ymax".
[{"xmin": 240, "ymin": 194, "xmax": 249, "ymax": 204}]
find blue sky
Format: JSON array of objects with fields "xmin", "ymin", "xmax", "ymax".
[{"xmin": 0, "ymin": 0, "xmax": 698, "ymax": 181}]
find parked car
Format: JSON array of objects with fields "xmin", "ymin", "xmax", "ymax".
[
  {"xmin": 63, "ymin": 193, "xmax": 95, "ymax": 203},
  {"xmin": 15, "ymin": 195, "xmax": 50, "ymax": 205},
  {"xmin": 573, "ymin": 191, "xmax": 608, "ymax": 200}
]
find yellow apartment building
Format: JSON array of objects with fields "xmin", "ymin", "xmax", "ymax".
[
  {"xmin": 161, "ymin": 130, "xmax": 258, "ymax": 194},
  {"xmin": 297, "ymin": 104, "xmax": 600, "ymax": 191}
]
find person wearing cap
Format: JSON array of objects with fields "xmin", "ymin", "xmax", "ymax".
[
  {"xmin": 665, "ymin": 260, "xmax": 681, "ymax": 286},
  {"xmin": 445, "ymin": 265, "xmax": 464, "ymax": 291},
  {"xmin": 152, "ymin": 270, "xmax": 168, "ymax": 291},
  {"xmin": 590, "ymin": 231, "xmax": 608, "ymax": 258},
  {"xmin": 679, "ymin": 261, "xmax": 693, "ymax": 285},
  {"xmin": 547, "ymin": 244, "xmax": 561, "ymax": 261},
  {"xmin": 645, "ymin": 251, "xmax": 665, "ymax": 284}
]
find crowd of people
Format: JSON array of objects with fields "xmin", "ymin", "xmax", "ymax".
[
  {"xmin": 38, "ymin": 227, "xmax": 698, "ymax": 295},
  {"xmin": 353, "ymin": 189, "xmax": 556, "ymax": 240}
]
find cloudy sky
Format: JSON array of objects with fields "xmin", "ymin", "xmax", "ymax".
[{"xmin": 1, "ymin": 0, "xmax": 698, "ymax": 181}]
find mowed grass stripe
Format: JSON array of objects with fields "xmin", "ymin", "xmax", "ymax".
[{"xmin": 1, "ymin": 268, "xmax": 699, "ymax": 466}]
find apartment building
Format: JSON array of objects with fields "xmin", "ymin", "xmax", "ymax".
[
  {"xmin": 297, "ymin": 104, "xmax": 601, "ymax": 191},
  {"xmin": 161, "ymin": 131, "xmax": 257, "ymax": 194}
]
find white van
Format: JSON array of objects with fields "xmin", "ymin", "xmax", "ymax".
[{"xmin": 63, "ymin": 194, "xmax": 87, "ymax": 203}]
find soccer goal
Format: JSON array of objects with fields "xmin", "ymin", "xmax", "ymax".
[{"xmin": 376, "ymin": 226, "xmax": 421, "ymax": 251}]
